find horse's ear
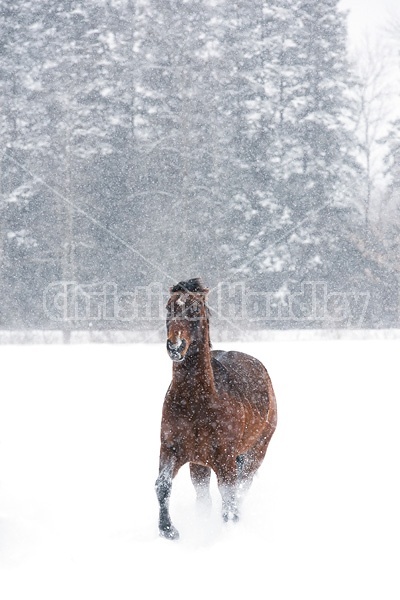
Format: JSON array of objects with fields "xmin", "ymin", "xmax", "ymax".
[{"xmin": 195, "ymin": 287, "xmax": 209, "ymax": 300}]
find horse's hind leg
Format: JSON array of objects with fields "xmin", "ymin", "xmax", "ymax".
[
  {"xmin": 237, "ymin": 429, "xmax": 271, "ymax": 496},
  {"xmin": 216, "ymin": 456, "xmax": 240, "ymax": 522},
  {"xmin": 190, "ymin": 463, "xmax": 212, "ymax": 507}
]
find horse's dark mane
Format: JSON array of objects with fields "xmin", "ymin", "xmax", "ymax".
[{"xmin": 170, "ymin": 278, "xmax": 207, "ymax": 294}]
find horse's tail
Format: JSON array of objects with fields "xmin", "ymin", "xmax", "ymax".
[{"xmin": 265, "ymin": 372, "xmax": 278, "ymax": 432}]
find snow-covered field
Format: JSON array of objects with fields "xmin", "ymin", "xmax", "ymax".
[{"xmin": 0, "ymin": 339, "xmax": 399, "ymax": 600}]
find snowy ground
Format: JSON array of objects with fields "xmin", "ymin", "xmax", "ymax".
[{"xmin": 0, "ymin": 339, "xmax": 399, "ymax": 600}]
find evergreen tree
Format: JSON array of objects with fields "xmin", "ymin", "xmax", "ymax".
[
  {"xmin": 0, "ymin": 0, "xmax": 393, "ymax": 331},
  {"xmin": 132, "ymin": 0, "xmax": 233, "ymax": 281},
  {"xmin": 381, "ymin": 117, "xmax": 400, "ymax": 268},
  {"xmin": 228, "ymin": 0, "xmax": 363, "ymax": 303}
]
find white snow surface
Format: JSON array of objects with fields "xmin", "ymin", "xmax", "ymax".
[{"xmin": 0, "ymin": 340, "xmax": 399, "ymax": 599}]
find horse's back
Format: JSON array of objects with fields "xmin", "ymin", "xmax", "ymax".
[{"xmin": 211, "ymin": 350, "xmax": 275, "ymax": 421}]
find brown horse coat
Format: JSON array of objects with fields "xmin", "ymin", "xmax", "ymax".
[{"xmin": 155, "ymin": 279, "xmax": 277, "ymax": 539}]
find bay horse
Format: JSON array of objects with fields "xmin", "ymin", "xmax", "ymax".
[{"xmin": 155, "ymin": 278, "xmax": 277, "ymax": 540}]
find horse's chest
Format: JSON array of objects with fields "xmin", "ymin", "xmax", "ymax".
[
  {"xmin": 176, "ymin": 407, "xmax": 217, "ymax": 441},
  {"xmin": 166, "ymin": 396, "xmax": 243, "ymax": 464}
]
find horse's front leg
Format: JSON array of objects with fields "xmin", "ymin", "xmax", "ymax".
[
  {"xmin": 155, "ymin": 452, "xmax": 180, "ymax": 540},
  {"xmin": 216, "ymin": 456, "xmax": 240, "ymax": 523}
]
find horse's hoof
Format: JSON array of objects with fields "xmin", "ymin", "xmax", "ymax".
[
  {"xmin": 196, "ymin": 495, "xmax": 212, "ymax": 517},
  {"xmin": 222, "ymin": 511, "xmax": 239, "ymax": 523},
  {"xmin": 159, "ymin": 526, "xmax": 180, "ymax": 541}
]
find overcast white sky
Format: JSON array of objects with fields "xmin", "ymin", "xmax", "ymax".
[
  {"xmin": 339, "ymin": 0, "xmax": 400, "ymax": 46},
  {"xmin": 339, "ymin": 0, "xmax": 400, "ymax": 192}
]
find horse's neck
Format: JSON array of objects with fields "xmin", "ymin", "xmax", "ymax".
[{"xmin": 173, "ymin": 340, "xmax": 216, "ymax": 394}]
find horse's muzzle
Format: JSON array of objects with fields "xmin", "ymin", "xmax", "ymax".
[{"xmin": 166, "ymin": 338, "xmax": 187, "ymax": 362}]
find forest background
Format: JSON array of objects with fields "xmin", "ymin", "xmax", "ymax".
[{"xmin": 1, "ymin": 0, "xmax": 400, "ymax": 337}]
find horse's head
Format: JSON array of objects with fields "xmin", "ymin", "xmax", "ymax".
[{"xmin": 166, "ymin": 278, "xmax": 210, "ymax": 362}]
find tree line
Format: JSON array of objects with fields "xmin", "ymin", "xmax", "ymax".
[{"xmin": 0, "ymin": 0, "xmax": 399, "ymax": 333}]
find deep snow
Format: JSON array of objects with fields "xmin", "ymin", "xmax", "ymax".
[{"xmin": 0, "ymin": 340, "xmax": 399, "ymax": 599}]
